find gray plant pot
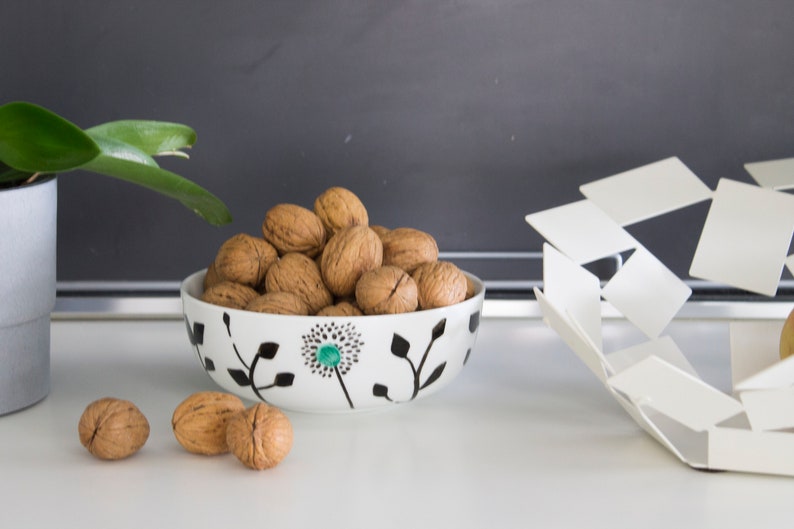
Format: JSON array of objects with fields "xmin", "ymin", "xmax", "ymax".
[{"xmin": 0, "ymin": 176, "xmax": 57, "ymax": 415}]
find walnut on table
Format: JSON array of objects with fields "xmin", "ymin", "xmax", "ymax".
[
  {"xmin": 171, "ymin": 391, "xmax": 245, "ymax": 456},
  {"xmin": 78, "ymin": 397, "xmax": 150, "ymax": 460},
  {"xmin": 226, "ymin": 403, "xmax": 294, "ymax": 470}
]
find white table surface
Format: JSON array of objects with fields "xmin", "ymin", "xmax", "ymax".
[{"xmin": 1, "ymin": 312, "xmax": 791, "ymax": 529}]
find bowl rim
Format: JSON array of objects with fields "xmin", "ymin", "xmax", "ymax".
[{"xmin": 180, "ymin": 268, "xmax": 486, "ymax": 320}]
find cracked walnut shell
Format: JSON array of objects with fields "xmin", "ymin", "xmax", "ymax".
[
  {"xmin": 226, "ymin": 403, "xmax": 293, "ymax": 470},
  {"xmin": 172, "ymin": 391, "xmax": 246, "ymax": 455},
  {"xmin": 78, "ymin": 397, "xmax": 150, "ymax": 460},
  {"xmin": 356, "ymin": 266, "xmax": 418, "ymax": 315}
]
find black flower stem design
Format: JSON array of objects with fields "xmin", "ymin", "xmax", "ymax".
[
  {"xmin": 373, "ymin": 319, "xmax": 447, "ymax": 403},
  {"xmin": 233, "ymin": 343, "xmax": 248, "ymax": 370},
  {"xmin": 334, "ymin": 366, "xmax": 354, "ymax": 409},
  {"xmin": 224, "ymin": 312, "xmax": 250, "ymax": 370},
  {"xmin": 222, "ymin": 313, "xmax": 295, "ymax": 402},
  {"xmin": 411, "ymin": 342, "xmax": 435, "ymax": 400},
  {"xmin": 249, "ymin": 354, "xmax": 267, "ymax": 402},
  {"xmin": 185, "ymin": 318, "xmax": 208, "ymax": 369},
  {"xmin": 388, "ymin": 328, "xmax": 442, "ymax": 401},
  {"xmin": 409, "ymin": 320, "xmax": 447, "ymax": 399}
]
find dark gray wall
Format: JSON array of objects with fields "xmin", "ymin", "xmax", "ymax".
[{"xmin": 2, "ymin": 1, "xmax": 793, "ymax": 281}]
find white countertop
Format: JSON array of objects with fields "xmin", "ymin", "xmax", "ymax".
[{"xmin": 1, "ymin": 312, "xmax": 791, "ymax": 529}]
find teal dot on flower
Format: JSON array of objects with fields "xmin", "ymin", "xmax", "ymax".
[{"xmin": 316, "ymin": 343, "xmax": 341, "ymax": 367}]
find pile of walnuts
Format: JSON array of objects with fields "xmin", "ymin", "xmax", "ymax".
[
  {"xmin": 78, "ymin": 392, "xmax": 293, "ymax": 471},
  {"xmin": 201, "ymin": 186, "xmax": 474, "ymax": 316}
]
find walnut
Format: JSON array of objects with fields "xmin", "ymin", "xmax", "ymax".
[
  {"xmin": 320, "ymin": 226, "xmax": 383, "ymax": 298},
  {"xmin": 171, "ymin": 392, "xmax": 245, "ymax": 456},
  {"xmin": 203, "ymin": 261, "xmax": 222, "ymax": 290},
  {"xmin": 261, "ymin": 203, "xmax": 327, "ymax": 257},
  {"xmin": 369, "ymin": 225, "xmax": 391, "ymax": 239},
  {"xmin": 214, "ymin": 233, "xmax": 278, "ymax": 289},
  {"xmin": 265, "ymin": 252, "xmax": 333, "ymax": 314},
  {"xmin": 465, "ymin": 275, "xmax": 477, "ymax": 300},
  {"xmin": 381, "ymin": 227, "xmax": 439, "ymax": 273},
  {"xmin": 78, "ymin": 397, "xmax": 150, "ymax": 460},
  {"xmin": 411, "ymin": 261, "xmax": 468, "ymax": 309},
  {"xmin": 355, "ymin": 266, "xmax": 418, "ymax": 315},
  {"xmin": 245, "ymin": 291, "xmax": 310, "ymax": 315},
  {"xmin": 226, "ymin": 403, "xmax": 294, "ymax": 470},
  {"xmin": 316, "ymin": 301, "xmax": 364, "ymax": 317},
  {"xmin": 201, "ymin": 281, "xmax": 259, "ymax": 310},
  {"xmin": 313, "ymin": 186, "xmax": 369, "ymax": 236},
  {"xmin": 781, "ymin": 306, "xmax": 794, "ymax": 359}
]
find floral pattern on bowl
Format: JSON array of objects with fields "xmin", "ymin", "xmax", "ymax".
[{"xmin": 181, "ymin": 269, "xmax": 485, "ymax": 413}]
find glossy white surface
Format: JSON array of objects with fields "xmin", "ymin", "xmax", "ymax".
[{"xmin": 0, "ymin": 315, "xmax": 791, "ymax": 529}]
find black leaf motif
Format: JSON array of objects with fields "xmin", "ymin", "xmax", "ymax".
[
  {"xmin": 373, "ymin": 383, "xmax": 389, "ymax": 397},
  {"xmin": 204, "ymin": 357, "xmax": 216, "ymax": 371},
  {"xmin": 258, "ymin": 342, "xmax": 280, "ymax": 359},
  {"xmin": 432, "ymin": 319, "xmax": 446, "ymax": 341},
  {"xmin": 223, "ymin": 312, "xmax": 231, "ymax": 336},
  {"xmin": 391, "ymin": 334, "xmax": 410, "ymax": 358},
  {"xmin": 463, "ymin": 348, "xmax": 472, "ymax": 365},
  {"xmin": 420, "ymin": 362, "xmax": 446, "ymax": 390},
  {"xmin": 227, "ymin": 368, "xmax": 251, "ymax": 386},
  {"xmin": 185, "ymin": 320, "xmax": 205, "ymax": 346},
  {"xmin": 468, "ymin": 311, "xmax": 480, "ymax": 333},
  {"xmin": 274, "ymin": 372, "xmax": 295, "ymax": 387}
]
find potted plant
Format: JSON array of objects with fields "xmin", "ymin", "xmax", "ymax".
[{"xmin": 0, "ymin": 101, "xmax": 232, "ymax": 415}]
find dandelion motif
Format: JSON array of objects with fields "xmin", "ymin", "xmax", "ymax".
[{"xmin": 301, "ymin": 321, "xmax": 363, "ymax": 408}]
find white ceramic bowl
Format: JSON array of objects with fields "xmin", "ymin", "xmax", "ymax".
[{"xmin": 180, "ymin": 269, "xmax": 485, "ymax": 413}]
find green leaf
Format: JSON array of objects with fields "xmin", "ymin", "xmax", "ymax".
[
  {"xmin": 0, "ymin": 101, "xmax": 231, "ymax": 226},
  {"xmin": 81, "ymin": 151, "xmax": 232, "ymax": 225},
  {"xmin": 88, "ymin": 134, "xmax": 160, "ymax": 168},
  {"xmin": 0, "ymin": 101, "xmax": 100, "ymax": 172},
  {"xmin": 0, "ymin": 160, "xmax": 33, "ymax": 185},
  {"xmin": 86, "ymin": 120, "xmax": 196, "ymax": 158}
]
